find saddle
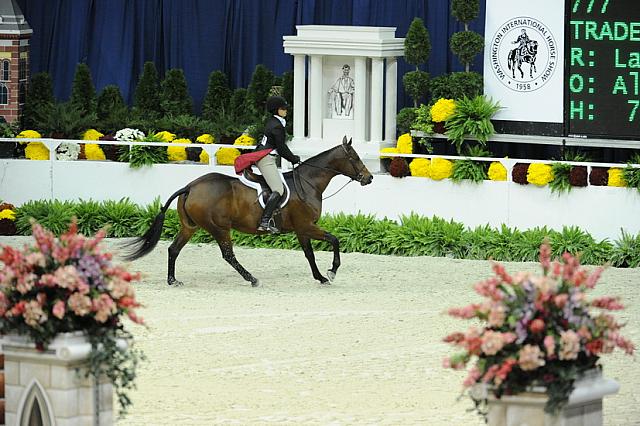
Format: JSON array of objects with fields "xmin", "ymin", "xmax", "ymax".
[{"xmin": 238, "ymin": 169, "xmax": 290, "ymax": 208}]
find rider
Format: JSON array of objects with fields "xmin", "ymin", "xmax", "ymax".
[
  {"xmin": 513, "ymin": 29, "xmax": 530, "ymax": 55},
  {"xmin": 253, "ymin": 96, "xmax": 301, "ymax": 233}
]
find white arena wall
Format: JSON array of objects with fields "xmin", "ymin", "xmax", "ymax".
[{"xmin": 2, "ymin": 157, "xmax": 638, "ymax": 242}]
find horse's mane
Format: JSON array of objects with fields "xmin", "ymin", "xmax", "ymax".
[{"xmin": 282, "ymin": 144, "xmax": 342, "ymax": 178}]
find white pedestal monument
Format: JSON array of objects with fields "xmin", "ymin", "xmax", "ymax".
[{"xmin": 283, "ymin": 25, "xmax": 404, "ymax": 172}]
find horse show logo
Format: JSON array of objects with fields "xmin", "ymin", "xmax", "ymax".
[{"xmin": 490, "ymin": 16, "xmax": 557, "ymax": 92}]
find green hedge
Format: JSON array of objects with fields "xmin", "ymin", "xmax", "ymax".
[{"xmin": 10, "ymin": 199, "xmax": 640, "ymax": 268}]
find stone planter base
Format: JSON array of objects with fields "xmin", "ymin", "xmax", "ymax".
[
  {"xmin": 2, "ymin": 332, "xmax": 113, "ymax": 426},
  {"xmin": 485, "ymin": 370, "xmax": 619, "ymax": 426}
]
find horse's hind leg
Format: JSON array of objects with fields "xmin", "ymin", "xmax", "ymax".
[
  {"xmin": 212, "ymin": 229, "xmax": 260, "ymax": 287},
  {"xmin": 167, "ymin": 226, "xmax": 196, "ymax": 286}
]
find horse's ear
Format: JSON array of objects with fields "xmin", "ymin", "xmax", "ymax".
[
  {"xmin": 342, "ymin": 135, "xmax": 347, "ymax": 145},
  {"xmin": 348, "ymin": 138, "xmax": 352, "ymax": 146}
]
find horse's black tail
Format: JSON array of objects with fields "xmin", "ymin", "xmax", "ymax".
[{"xmin": 120, "ymin": 187, "xmax": 189, "ymax": 261}]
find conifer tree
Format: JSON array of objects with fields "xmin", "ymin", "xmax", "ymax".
[
  {"xmin": 133, "ymin": 61, "xmax": 161, "ymax": 119},
  {"xmin": 246, "ymin": 64, "xmax": 275, "ymax": 118},
  {"xmin": 97, "ymin": 85, "xmax": 126, "ymax": 121},
  {"xmin": 160, "ymin": 68, "xmax": 192, "ymax": 117},
  {"xmin": 22, "ymin": 72, "xmax": 54, "ymax": 129},
  {"xmin": 201, "ymin": 70, "xmax": 232, "ymax": 121},
  {"xmin": 70, "ymin": 63, "xmax": 97, "ymax": 117}
]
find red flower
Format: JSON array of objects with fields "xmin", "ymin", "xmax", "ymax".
[{"xmin": 529, "ymin": 318, "xmax": 545, "ymax": 334}]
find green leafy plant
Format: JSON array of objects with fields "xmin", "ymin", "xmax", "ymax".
[
  {"xmin": 411, "ymin": 104, "xmax": 434, "ymax": 134},
  {"xmin": 119, "ymin": 133, "xmax": 167, "ymax": 168},
  {"xmin": 201, "ymin": 70, "xmax": 233, "ymax": 122},
  {"xmin": 549, "ymin": 162, "xmax": 573, "ymax": 194},
  {"xmin": 246, "ymin": 64, "xmax": 275, "ymax": 119},
  {"xmin": 622, "ymin": 156, "xmax": 640, "ymax": 192},
  {"xmin": 101, "ymin": 198, "xmax": 141, "ymax": 237},
  {"xmin": 450, "ymin": 31, "xmax": 485, "ymax": 70},
  {"xmin": 446, "ymin": 95, "xmax": 501, "ymax": 153},
  {"xmin": 37, "ymin": 102, "xmax": 97, "ymax": 139},
  {"xmin": 610, "ymin": 230, "xmax": 640, "ymax": 267},
  {"xmin": 451, "ymin": 145, "xmax": 490, "ymax": 183}
]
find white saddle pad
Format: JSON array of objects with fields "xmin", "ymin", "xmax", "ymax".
[{"xmin": 237, "ymin": 170, "xmax": 290, "ymax": 208}]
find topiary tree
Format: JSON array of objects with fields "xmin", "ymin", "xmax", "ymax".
[
  {"xmin": 160, "ymin": 68, "xmax": 192, "ymax": 117},
  {"xmin": 201, "ymin": 70, "xmax": 232, "ymax": 122},
  {"xmin": 70, "ymin": 63, "xmax": 97, "ymax": 117},
  {"xmin": 403, "ymin": 17, "xmax": 432, "ymax": 107},
  {"xmin": 246, "ymin": 64, "xmax": 275, "ymax": 119},
  {"xmin": 133, "ymin": 61, "xmax": 161, "ymax": 120},
  {"xmin": 22, "ymin": 72, "xmax": 55, "ymax": 130},
  {"xmin": 450, "ymin": 0, "xmax": 484, "ymax": 72}
]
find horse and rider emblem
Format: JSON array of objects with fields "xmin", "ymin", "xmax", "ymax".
[{"xmin": 489, "ymin": 16, "xmax": 558, "ymax": 93}]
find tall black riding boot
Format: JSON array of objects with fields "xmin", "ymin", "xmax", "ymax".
[{"xmin": 257, "ymin": 191, "xmax": 281, "ymax": 233}]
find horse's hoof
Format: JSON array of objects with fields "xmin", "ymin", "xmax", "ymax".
[
  {"xmin": 251, "ymin": 279, "xmax": 261, "ymax": 287},
  {"xmin": 168, "ymin": 279, "xmax": 184, "ymax": 287},
  {"xmin": 319, "ymin": 278, "xmax": 331, "ymax": 285},
  {"xmin": 327, "ymin": 270, "xmax": 336, "ymax": 282}
]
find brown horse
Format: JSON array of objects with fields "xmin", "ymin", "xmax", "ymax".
[{"xmin": 122, "ymin": 137, "xmax": 373, "ymax": 286}]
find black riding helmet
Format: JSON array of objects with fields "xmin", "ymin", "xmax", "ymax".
[{"xmin": 266, "ymin": 96, "xmax": 289, "ymax": 115}]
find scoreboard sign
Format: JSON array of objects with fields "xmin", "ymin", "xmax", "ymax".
[{"xmin": 568, "ymin": 0, "xmax": 640, "ymax": 139}]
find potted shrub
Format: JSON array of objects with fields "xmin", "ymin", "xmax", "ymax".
[
  {"xmin": 0, "ymin": 220, "xmax": 145, "ymax": 421},
  {"xmin": 443, "ymin": 242, "xmax": 634, "ymax": 423},
  {"xmin": 445, "ymin": 95, "xmax": 501, "ymax": 154},
  {"xmin": 402, "ymin": 17, "xmax": 432, "ymax": 107}
]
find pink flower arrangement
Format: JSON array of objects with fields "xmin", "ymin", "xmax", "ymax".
[
  {"xmin": 0, "ymin": 220, "xmax": 143, "ymax": 348},
  {"xmin": 0, "ymin": 220, "xmax": 146, "ymax": 415},
  {"xmin": 443, "ymin": 242, "xmax": 635, "ymax": 415}
]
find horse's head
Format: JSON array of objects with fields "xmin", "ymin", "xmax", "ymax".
[
  {"xmin": 333, "ymin": 136, "xmax": 373, "ymax": 186},
  {"xmin": 527, "ymin": 40, "xmax": 538, "ymax": 54}
]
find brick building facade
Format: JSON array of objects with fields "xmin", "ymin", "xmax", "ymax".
[{"xmin": 0, "ymin": 0, "xmax": 32, "ymax": 123}]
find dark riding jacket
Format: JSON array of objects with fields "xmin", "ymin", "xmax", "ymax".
[{"xmin": 254, "ymin": 116, "xmax": 298, "ymax": 163}]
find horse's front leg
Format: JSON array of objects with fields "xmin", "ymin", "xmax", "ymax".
[{"xmin": 296, "ymin": 229, "xmax": 340, "ymax": 284}]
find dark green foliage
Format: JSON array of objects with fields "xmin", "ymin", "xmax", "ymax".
[
  {"xmin": 451, "ymin": 146, "xmax": 490, "ymax": 183},
  {"xmin": 411, "ymin": 104, "xmax": 434, "ymax": 134},
  {"xmin": 22, "ymin": 72, "xmax": 55, "ymax": 129},
  {"xmin": 549, "ymin": 163, "xmax": 573, "ymax": 194},
  {"xmin": 622, "ymin": 163, "xmax": 640, "ymax": 191},
  {"xmin": 403, "ymin": 70, "xmax": 430, "ymax": 107},
  {"xmin": 404, "ymin": 17, "xmax": 431, "ymax": 67},
  {"xmin": 160, "ymin": 69, "xmax": 193, "ymax": 117},
  {"xmin": 201, "ymin": 71, "xmax": 232, "ymax": 121},
  {"xmin": 120, "ymin": 133, "xmax": 168, "ymax": 168},
  {"xmin": 155, "ymin": 114, "xmax": 206, "ymax": 140},
  {"xmin": 70, "ymin": 63, "xmax": 97, "ymax": 117},
  {"xmin": 611, "ymin": 231, "xmax": 640, "ymax": 267},
  {"xmin": 450, "ymin": 31, "xmax": 485, "ymax": 70},
  {"xmin": 429, "ymin": 72, "xmax": 483, "ymax": 101},
  {"xmin": 97, "ymin": 85, "xmax": 126, "ymax": 121},
  {"xmin": 246, "ymin": 64, "xmax": 275, "ymax": 119},
  {"xmin": 396, "ymin": 107, "xmax": 417, "ymax": 135},
  {"xmin": 281, "ymin": 71, "xmax": 294, "ymax": 108},
  {"xmin": 12, "ymin": 200, "xmax": 638, "ymax": 268},
  {"xmin": 37, "ymin": 102, "xmax": 97, "ymax": 139},
  {"xmin": 133, "ymin": 62, "xmax": 161, "ymax": 119},
  {"xmin": 451, "ymin": 0, "xmax": 480, "ymax": 25},
  {"xmin": 446, "ymin": 95, "xmax": 501, "ymax": 153}
]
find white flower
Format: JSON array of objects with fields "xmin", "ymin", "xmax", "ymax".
[
  {"xmin": 56, "ymin": 142, "xmax": 81, "ymax": 161},
  {"xmin": 115, "ymin": 128, "xmax": 145, "ymax": 142}
]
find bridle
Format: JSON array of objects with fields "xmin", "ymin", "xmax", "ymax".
[{"xmin": 292, "ymin": 145, "xmax": 368, "ymax": 200}]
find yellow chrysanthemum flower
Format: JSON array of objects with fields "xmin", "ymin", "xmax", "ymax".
[
  {"xmin": 430, "ymin": 158, "xmax": 453, "ymax": 180},
  {"xmin": 155, "ymin": 131, "xmax": 176, "ymax": 142},
  {"xmin": 234, "ymin": 134, "xmax": 255, "ymax": 146},
  {"xmin": 215, "ymin": 147, "xmax": 241, "ymax": 165},
  {"xmin": 17, "ymin": 130, "xmax": 42, "ymax": 139},
  {"xmin": 488, "ymin": 161, "xmax": 507, "ymax": 181},
  {"xmin": 200, "ymin": 149, "xmax": 210, "ymax": 164},
  {"xmin": 0, "ymin": 209, "xmax": 16, "ymax": 221},
  {"xmin": 430, "ymin": 98, "xmax": 456, "ymax": 122},
  {"xmin": 196, "ymin": 134, "xmax": 214, "ymax": 144},
  {"xmin": 608, "ymin": 168, "xmax": 626, "ymax": 187},
  {"xmin": 167, "ymin": 138, "xmax": 191, "ymax": 162},
  {"xmin": 396, "ymin": 133, "xmax": 413, "ymax": 154},
  {"xmin": 82, "ymin": 129, "xmax": 104, "ymax": 141},
  {"xmin": 25, "ymin": 142, "xmax": 50, "ymax": 160},
  {"xmin": 85, "ymin": 144, "xmax": 106, "ymax": 160},
  {"xmin": 527, "ymin": 163, "xmax": 554, "ymax": 186},
  {"xmin": 380, "ymin": 147, "xmax": 398, "ymax": 159},
  {"xmin": 409, "ymin": 158, "xmax": 431, "ymax": 177}
]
